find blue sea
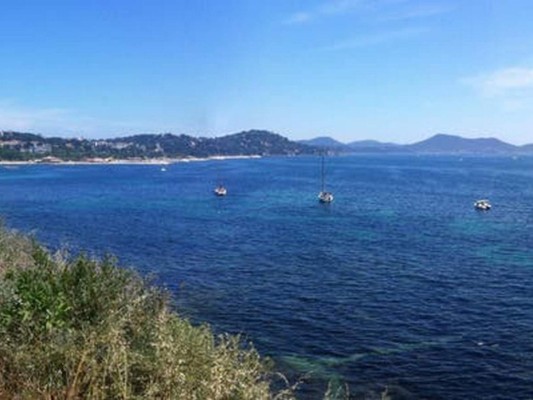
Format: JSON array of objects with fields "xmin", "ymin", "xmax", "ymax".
[{"xmin": 1, "ymin": 155, "xmax": 532, "ymax": 399}]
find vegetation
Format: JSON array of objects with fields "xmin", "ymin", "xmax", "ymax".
[
  {"xmin": 0, "ymin": 225, "xmax": 296, "ymax": 399},
  {"xmin": 0, "ymin": 130, "xmax": 318, "ymax": 161}
]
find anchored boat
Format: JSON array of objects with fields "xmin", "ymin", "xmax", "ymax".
[
  {"xmin": 318, "ymin": 154, "xmax": 333, "ymax": 203},
  {"xmin": 474, "ymin": 199, "xmax": 491, "ymax": 210},
  {"xmin": 214, "ymin": 185, "xmax": 227, "ymax": 196}
]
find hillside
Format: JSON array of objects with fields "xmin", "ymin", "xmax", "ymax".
[
  {"xmin": 520, "ymin": 143, "xmax": 533, "ymax": 152},
  {"xmin": 0, "ymin": 130, "xmax": 317, "ymax": 161},
  {"xmin": 347, "ymin": 140, "xmax": 402, "ymax": 152},
  {"xmin": 407, "ymin": 133, "xmax": 518, "ymax": 153},
  {"xmin": 298, "ymin": 136, "xmax": 349, "ymax": 150},
  {"xmin": 0, "ymin": 226, "xmax": 295, "ymax": 399},
  {"xmin": 2, "ymin": 130, "xmax": 532, "ymax": 160},
  {"xmin": 302, "ymin": 133, "xmax": 532, "ymax": 154}
]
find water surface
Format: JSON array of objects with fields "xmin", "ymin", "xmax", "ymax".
[{"xmin": 1, "ymin": 155, "xmax": 532, "ymax": 399}]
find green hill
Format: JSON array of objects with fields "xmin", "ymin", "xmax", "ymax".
[{"xmin": 0, "ymin": 130, "xmax": 317, "ymax": 161}]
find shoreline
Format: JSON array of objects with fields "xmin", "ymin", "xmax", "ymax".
[{"xmin": 0, "ymin": 154, "xmax": 262, "ymax": 166}]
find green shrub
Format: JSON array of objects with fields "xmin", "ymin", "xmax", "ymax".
[{"xmin": 0, "ymin": 227, "xmax": 294, "ymax": 399}]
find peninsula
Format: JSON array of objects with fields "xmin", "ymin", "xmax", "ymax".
[{"xmin": 0, "ymin": 130, "xmax": 317, "ymax": 163}]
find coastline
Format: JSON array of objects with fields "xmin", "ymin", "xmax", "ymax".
[{"xmin": 0, "ymin": 154, "xmax": 262, "ymax": 166}]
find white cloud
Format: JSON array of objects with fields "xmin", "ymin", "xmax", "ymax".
[
  {"xmin": 0, "ymin": 101, "xmax": 73, "ymax": 133},
  {"xmin": 284, "ymin": 12, "xmax": 312, "ymax": 25},
  {"xmin": 321, "ymin": 26, "xmax": 428, "ymax": 50},
  {"xmin": 285, "ymin": 0, "xmax": 451, "ymax": 25},
  {"xmin": 284, "ymin": 0, "xmax": 366, "ymax": 25},
  {"xmin": 464, "ymin": 67, "xmax": 533, "ymax": 97},
  {"xmin": 462, "ymin": 67, "xmax": 533, "ymax": 112},
  {"xmin": 319, "ymin": 0, "xmax": 366, "ymax": 15},
  {"xmin": 0, "ymin": 100, "xmax": 135, "ymax": 138},
  {"xmin": 380, "ymin": 3, "xmax": 453, "ymax": 21}
]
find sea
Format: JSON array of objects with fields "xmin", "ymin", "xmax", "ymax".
[{"xmin": 1, "ymin": 155, "xmax": 532, "ymax": 399}]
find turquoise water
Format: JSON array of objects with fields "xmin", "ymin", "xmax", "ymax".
[{"xmin": 1, "ymin": 155, "xmax": 532, "ymax": 399}]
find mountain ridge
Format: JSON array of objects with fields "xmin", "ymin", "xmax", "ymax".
[
  {"xmin": 1, "ymin": 130, "xmax": 532, "ymax": 161},
  {"xmin": 298, "ymin": 136, "xmax": 351, "ymax": 150},
  {"xmin": 406, "ymin": 133, "xmax": 518, "ymax": 153},
  {"xmin": 0, "ymin": 130, "xmax": 318, "ymax": 161},
  {"xmin": 304, "ymin": 133, "xmax": 533, "ymax": 154}
]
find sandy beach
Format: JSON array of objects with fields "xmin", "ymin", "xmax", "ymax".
[{"xmin": 0, "ymin": 155, "xmax": 262, "ymax": 166}]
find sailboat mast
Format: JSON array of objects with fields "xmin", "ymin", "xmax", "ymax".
[
  {"xmin": 317, "ymin": 149, "xmax": 333, "ymax": 203},
  {"xmin": 216, "ymin": 143, "xmax": 222, "ymax": 186},
  {"xmin": 321, "ymin": 153, "xmax": 325, "ymax": 192}
]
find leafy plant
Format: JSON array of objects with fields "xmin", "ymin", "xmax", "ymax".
[{"xmin": 0, "ymin": 227, "xmax": 294, "ymax": 399}]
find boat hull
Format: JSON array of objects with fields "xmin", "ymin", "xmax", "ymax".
[
  {"xmin": 474, "ymin": 199, "xmax": 491, "ymax": 210},
  {"xmin": 318, "ymin": 191, "xmax": 334, "ymax": 203},
  {"xmin": 214, "ymin": 187, "xmax": 227, "ymax": 196}
]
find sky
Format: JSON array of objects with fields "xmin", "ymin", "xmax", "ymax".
[{"xmin": 1, "ymin": 0, "xmax": 533, "ymax": 144}]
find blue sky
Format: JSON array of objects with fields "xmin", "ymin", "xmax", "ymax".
[{"xmin": 1, "ymin": 0, "xmax": 533, "ymax": 144}]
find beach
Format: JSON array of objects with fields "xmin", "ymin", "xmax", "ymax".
[{"xmin": 0, "ymin": 154, "xmax": 262, "ymax": 166}]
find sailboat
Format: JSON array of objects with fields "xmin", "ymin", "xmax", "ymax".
[
  {"xmin": 214, "ymin": 184, "xmax": 227, "ymax": 196},
  {"xmin": 213, "ymin": 152, "xmax": 227, "ymax": 196},
  {"xmin": 474, "ymin": 199, "xmax": 491, "ymax": 210},
  {"xmin": 318, "ymin": 153, "xmax": 333, "ymax": 203}
]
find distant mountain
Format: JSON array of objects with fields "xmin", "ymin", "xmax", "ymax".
[
  {"xmin": 301, "ymin": 137, "xmax": 401, "ymax": 152},
  {"xmin": 299, "ymin": 136, "xmax": 349, "ymax": 149},
  {"xmin": 2, "ymin": 130, "xmax": 531, "ymax": 160},
  {"xmin": 520, "ymin": 143, "xmax": 533, "ymax": 152},
  {"xmin": 407, "ymin": 134, "xmax": 518, "ymax": 154},
  {"xmin": 0, "ymin": 130, "xmax": 317, "ymax": 161},
  {"xmin": 347, "ymin": 140, "xmax": 402, "ymax": 152},
  {"xmin": 348, "ymin": 140, "xmax": 389, "ymax": 147},
  {"xmin": 302, "ymin": 133, "xmax": 531, "ymax": 154}
]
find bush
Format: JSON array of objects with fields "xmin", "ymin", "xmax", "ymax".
[{"xmin": 0, "ymin": 227, "xmax": 294, "ymax": 399}]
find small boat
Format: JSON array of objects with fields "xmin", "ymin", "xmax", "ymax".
[
  {"xmin": 214, "ymin": 185, "xmax": 227, "ymax": 196},
  {"xmin": 318, "ymin": 191, "xmax": 334, "ymax": 203},
  {"xmin": 212, "ymin": 148, "xmax": 227, "ymax": 197},
  {"xmin": 318, "ymin": 154, "xmax": 333, "ymax": 203},
  {"xmin": 474, "ymin": 199, "xmax": 491, "ymax": 210}
]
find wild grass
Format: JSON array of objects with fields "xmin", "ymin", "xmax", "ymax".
[
  {"xmin": 0, "ymin": 224, "xmax": 36, "ymax": 275},
  {"xmin": 0, "ymin": 225, "xmax": 296, "ymax": 399}
]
